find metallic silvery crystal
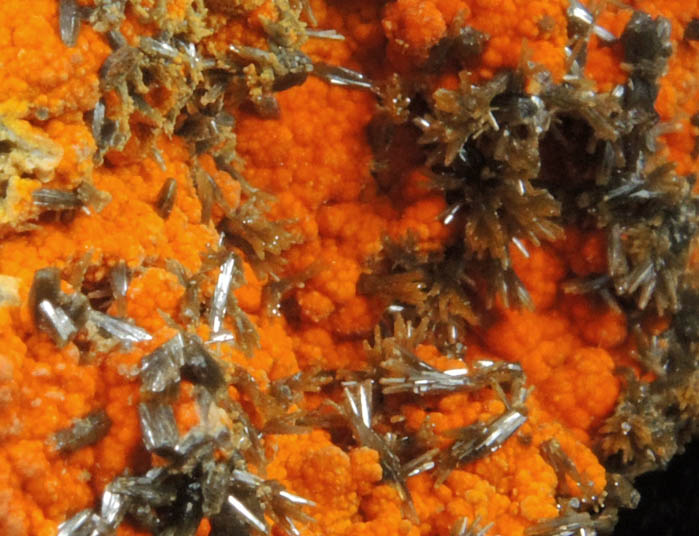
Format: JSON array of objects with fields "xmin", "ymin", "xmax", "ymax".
[
  {"xmin": 59, "ymin": 0, "xmax": 81, "ymax": 47},
  {"xmin": 380, "ymin": 347, "xmax": 523, "ymax": 397},
  {"xmin": 231, "ymin": 469, "xmax": 264, "ymax": 487},
  {"xmin": 155, "ymin": 177, "xmax": 178, "ymax": 218},
  {"xmin": 139, "ymin": 36, "xmax": 178, "ymax": 58},
  {"xmin": 338, "ymin": 381, "xmax": 418, "ymax": 522},
  {"xmin": 592, "ymin": 23, "xmax": 616, "ymax": 44},
  {"xmin": 263, "ymin": 479, "xmax": 316, "ymax": 536},
  {"xmin": 100, "ymin": 487, "xmax": 129, "ymax": 529},
  {"xmin": 226, "ymin": 494, "xmax": 269, "ymax": 533},
  {"xmin": 207, "ymin": 331, "xmax": 235, "ymax": 344},
  {"xmin": 151, "ymin": 145, "xmax": 166, "ymax": 170},
  {"xmin": 478, "ymin": 410, "xmax": 528, "ymax": 453},
  {"xmin": 39, "ymin": 299, "xmax": 78, "ymax": 347},
  {"xmin": 139, "ymin": 401, "xmax": 179, "ymax": 455},
  {"xmin": 511, "ymin": 236, "xmax": 530, "ymax": 258},
  {"xmin": 440, "ymin": 202, "xmax": 463, "ymax": 225},
  {"xmin": 342, "ymin": 381, "xmax": 373, "ymax": 429},
  {"xmin": 140, "ymin": 333, "xmax": 185, "ymax": 396},
  {"xmin": 451, "ymin": 516, "xmax": 493, "ymax": 536},
  {"xmin": 53, "ymin": 409, "xmax": 112, "ymax": 453},
  {"xmin": 541, "ymin": 438, "xmax": 599, "ymax": 506},
  {"xmin": 209, "ymin": 254, "xmax": 237, "ymax": 334},
  {"xmin": 228, "ymin": 471, "xmax": 316, "ymax": 536},
  {"xmin": 182, "ymin": 335, "xmax": 225, "ymax": 393},
  {"xmin": 566, "ymin": 1, "xmax": 616, "ymax": 43},
  {"xmin": 174, "ymin": 430, "xmax": 215, "ymax": 475},
  {"xmin": 305, "ymin": 29, "xmax": 345, "ymax": 40},
  {"xmin": 277, "ymin": 489, "xmax": 316, "ymax": 507},
  {"xmin": 312, "ymin": 62, "xmax": 375, "ymax": 91},
  {"xmin": 282, "ymin": 518, "xmax": 300, "ymax": 536},
  {"xmin": 435, "ymin": 386, "xmax": 528, "ymax": 486},
  {"xmin": 109, "ymin": 261, "xmax": 130, "ymax": 317},
  {"xmin": 88, "ymin": 309, "xmax": 152, "ymax": 344},
  {"xmin": 90, "ymin": 98, "xmax": 124, "ymax": 161},
  {"xmin": 402, "ymin": 447, "xmax": 439, "ymax": 478},
  {"xmin": 32, "ymin": 188, "xmax": 82, "ymax": 210},
  {"xmin": 28, "ymin": 267, "xmax": 92, "ymax": 347},
  {"xmin": 29, "ymin": 268, "xmax": 60, "ymax": 320},
  {"xmin": 57, "ymin": 509, "xmax": 105, "ymax": 536},
  {"xmin": 177, "ymin": 38, "xmax": 205, "ymax": 70},
  {"xmin": 109, "ymin": 470, "xmax": 177, "ymax": 507},
  {"xmin": 380, "ymin": 360, "xmax": 474, "ymax": 396},
  {"xmin": 91, "ymin": 98, "xmax": 105, "ymax": 140}
]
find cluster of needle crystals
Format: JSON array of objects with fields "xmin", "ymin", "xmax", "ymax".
[
  {"xmin": 433, "ymin": 378, "xmax": 529, "ymax": 487},
  {"xmin": 29, "ymin": 266, "xmax": 151, "ymax": 351},
  {"xmin": 598, "ymin": 290, "xmax": 699, "ymax": 478},
  {"xmin": 49, "ymin": 4, "xmax": 325, "ymax": 535},
  {"xmin": 558, "ymin": 12, "xmax": 696, "ymax": 317},
  {"xmin": 362, "ymin": 1, "xmax": 697, "ymax": 329},
  {"xmin": 321, "ymin": 316, "xmax": 530, "ymax": 517},
  {"xmin": 55, "ymin": 254, "xmax": 318, "ymax": 535},
  {"xmin": 355, "ymin": 1, "xmax": 698, "ymax": 535}
]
